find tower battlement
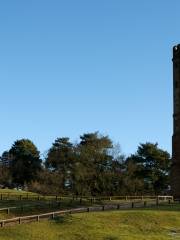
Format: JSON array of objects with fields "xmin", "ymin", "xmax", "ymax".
[{"xmin": 173, "ymin": 45, "xmax": 180, "ymax": 61}]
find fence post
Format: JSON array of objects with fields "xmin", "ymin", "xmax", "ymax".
[
  {"xmin": 117, "ymin": 204, "xmax": 120, "ymax": 210},
  {"xmin": 19, "ymin": 218, "xmax": 21, "ymax": 224},
  {"xmin": 7, "ymin": 208, "xmax": 10, "ymax": 214},
  {"xmin": 37, "ymin": 215, "xmax": 40, "ymax": 222},
  {"xmin": 52, "ymin": 213, "xmax": 55, "ymax": 219},
  {"xmin": 168, "ymin": 199, "xmax": 171, "ymax": 204},
  {"xmin": 156, "ymin": 197, "xmax": 159, "ymax": 206},
  {"xmin": 131, "ymin": 202, "xmax": 134, "ymax": 208},
  {"xmin": 125, "ymin": 196, "xmax": 128, "ymax": 201},
  {"xmin": 80, "ymin": 198, "xmax": 82, "ymax": 204},
  {"xmin": 144, "ymin": 201, "xmax": 147, "ymax": 207},
  {"xmin": 87, "ymin": 207, "xmax": 90, "ymax": 212},
  {"xmin": 102, "ymin": 206, "xmax": 105, "ymax": 211},
  {"xmin": 1, "ymin": 221, "xmax": 4, "ymax": 227}
]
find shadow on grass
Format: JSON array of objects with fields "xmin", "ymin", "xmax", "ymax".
[
  {"xmin": 104, "ymin": 236, "xmax": 119, "ymax": 240},
  {"xmin": 52, "ymin": 213, "xmax": 73, "ymax": 224}
]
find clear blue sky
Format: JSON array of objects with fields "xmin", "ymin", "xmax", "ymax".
[{"xmin": 0, "ymin": 0, "xmax": 179, "ymax": 156}]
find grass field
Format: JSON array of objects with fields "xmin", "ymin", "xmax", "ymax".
[
  {"xmin": 0, "ymin": 190, "xmax": 178, "ymax": 239},
  {"xmin": 0, "ymin": 189, "xmax": 35, "ymax": 194},
  {"xmin": 0, "ymin": 207, "xmax": 180, "ymax": 240}
]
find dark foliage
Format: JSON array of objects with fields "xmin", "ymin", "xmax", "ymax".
[{"xmin": 0, "ymin": 135, "xmax": 171, "ymax": 195}]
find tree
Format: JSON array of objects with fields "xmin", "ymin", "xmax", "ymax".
[
  {"xmin": 74, "ymin": 132, "xmax": 114, "ymax": 195},
  {"xmin": 121, "ymin": 158, "xmax": 145, "ymax": 195},
  {"xmin": 28, "ymin": 168, "xmax": 63, "ymax": 194},
  {"xmin": 45, "ymin": 137, "xmax": 74, "ymax": 192},
  {"xmin": 0, "ymin": 166, "xmax": 11, "ymax": 187},
  {"xmin": 126, "ymin": 142, "xmax": 171, "ymax": 194},
  {"xmin": 9, "ymin": 139, "xmax": 41, "ymax": 185}
]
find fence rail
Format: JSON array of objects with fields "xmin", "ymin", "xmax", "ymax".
[
  {"xmin": 0, "ymin": 201, "xmax": 61, "ymax": 215},
  {"xmin": 0, "ymin": 193, "xmax": 174, "ymax": 202},
  {"xmin": 0, "ymin": 199, "xmax": 173, "ymax": 228}
]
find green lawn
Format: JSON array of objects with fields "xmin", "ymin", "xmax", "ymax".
[
  {"xmin": 0, "ymin": 208, "xmax": 180, "ymax": 240},
  {"xmin": 0, "ymin": 189, "xmax": 35, "ymax": 194}
]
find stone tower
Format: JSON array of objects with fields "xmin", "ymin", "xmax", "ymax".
[{"xmin": 172, "ymin": 44, "xmax": 180, "ymax": 198}]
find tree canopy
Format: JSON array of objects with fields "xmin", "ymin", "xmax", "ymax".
[
  {"xmin": 9, "ymin": 139, "xmax": 42, "ymax": 185},
  {"xmin": 0, "ymin": 135, "xmax": 171, "ymax": 196},
  {"xmin": 125, "ymin": 143, "xmax": 171, "ymax": 194}
]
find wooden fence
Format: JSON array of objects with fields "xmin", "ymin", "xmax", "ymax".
[
  {"xmin": 0, "ymin": 199, "xmax": 173, "ymax": 228},
  {"xmin": 0, "ymin": 201, "xmax": 61, "ymax": 215},
  {"xmin": 0, "ymin": 193, "xmax": 174, "ymax": 202}
]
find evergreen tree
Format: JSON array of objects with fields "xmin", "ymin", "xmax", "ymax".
[{"xmin": 9, "ymin": 139, "xmax": 41, "ymax": 185}]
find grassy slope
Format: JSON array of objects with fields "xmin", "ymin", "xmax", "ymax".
[
  {"xmin": 0, "ymin": 189, "xmax": 34, "ymax": 194},
  {"xmin": 0, "ymin": 208, "xmax": 180, "ymax": 240}
]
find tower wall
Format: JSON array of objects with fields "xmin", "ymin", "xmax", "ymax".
[{"xmin": 171, "ymin": 44, "xmax": 180, "ymax": 198}]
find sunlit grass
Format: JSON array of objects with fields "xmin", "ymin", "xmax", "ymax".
[
  {"xmin": 0, "ymin": 189, "xmax": 34, "ymax": 194},
  {"xmin": 0, "ymin": 208, "xmax": 180, "ymax": 240}
]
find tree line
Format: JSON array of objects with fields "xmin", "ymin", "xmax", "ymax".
[{"xmin": 0, "ymin": 132, "xmax": 171, "ymax": 196}]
